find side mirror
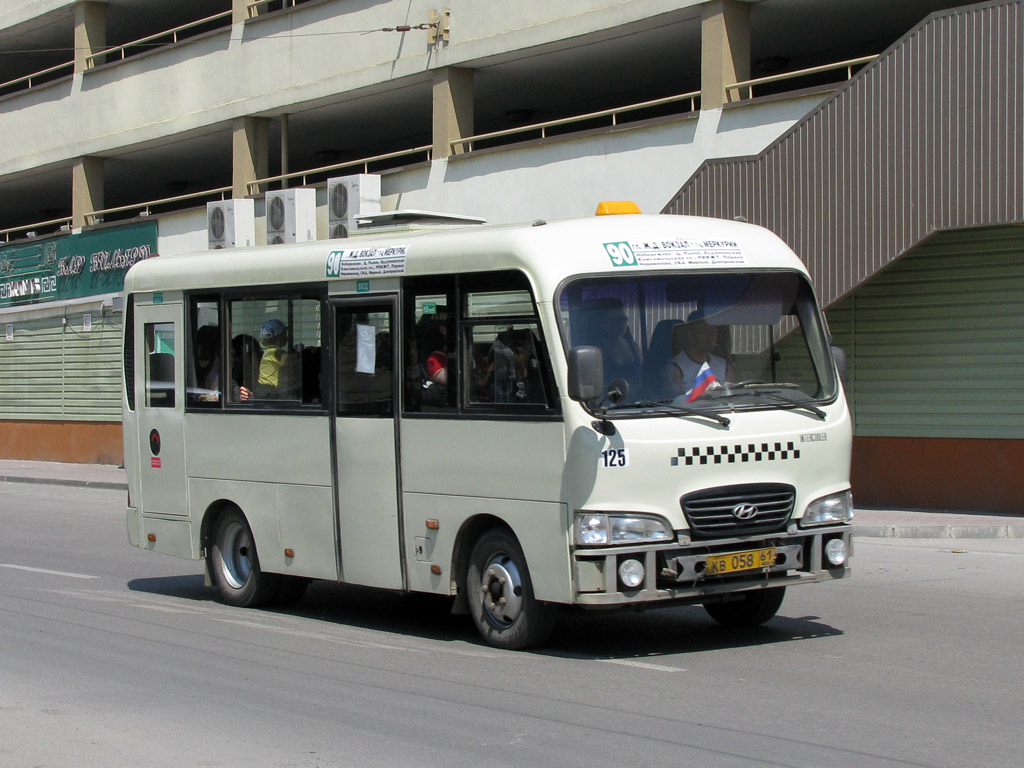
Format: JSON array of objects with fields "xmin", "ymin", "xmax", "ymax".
[
  {"xmin": 567, "ymin": 346, "xmax": 604, "ymax": 402},
  {"xmin": 830, "ymin": 346, "xmax": 848, "ymax": 386}
]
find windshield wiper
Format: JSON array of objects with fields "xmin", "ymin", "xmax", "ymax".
[
  {"xmin": 601, "ymin": 399, "xmax": 731, "ymax": 427},
  {"xmin": 726, "ymin": 380, "xmax": 801, "ymax": 390},
  {"xmin": 732, "ymin": 389, "xmax": 826, "ymax": 419},
  {"xmin": 705, "ymin": 382, "xmax": 827, "ymax": 420}
]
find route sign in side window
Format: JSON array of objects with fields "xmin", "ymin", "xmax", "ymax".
[{"xmin": 336, "ymin": 305, "xmax": 394, "ymax": 417}]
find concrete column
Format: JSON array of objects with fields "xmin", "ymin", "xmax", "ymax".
[
  {"xmin": 74, "ymin": 1, "xmax": 107, "ymax": 73},
  {"xmin": 232, "ymin": 117, "xmax": 270, "ymax": 198},
  {"xmin": 72, "ymin": 156, "xmax": 104, "ymax": 228},
  {"xmin": 280, "ymin": 114, "xmax": 290, "ymax": 187},
  {"xmin": 432, "ymin": 67, "xmax": 474, "ymax": 159},
  {"xmin": 233, "ymin": 0, "xmax": 253, "ymax": 24},
  {"xmin": 700, "ymin": 0, "xmax": 751, "ymax": 110}
]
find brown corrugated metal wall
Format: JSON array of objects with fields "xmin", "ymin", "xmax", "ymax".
[
  {"xmin": 664, "ymin": 0, "xmax": 1024, "ymax": 310},
  {"xmin": 664, "ymin": 0, "xmax": 1024, "ymax": 513}
]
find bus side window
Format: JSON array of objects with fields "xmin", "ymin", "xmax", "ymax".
[
  {"xmin": 144, "ymin": 322, "xmax": 176, "ymax": 408},
  {"xmin": 336, "ymin": 307, "xmax": 393, "ymax": 416},
  {"xmin": 228, "ymin": 296, "xmax": 323, "ymax": 407},
  {"xmin": 188, "ymin": 297, "xmax": 221, "ymax": 407},
  {"xmin": 462, "ymin": 277, "xmax": 555, "ymax": 411},
  {"xmin": 404, "ymin": 278, "xmax": 456, "ymax": 413},
  {"xmin": 465, "ymin": 325, "xmax": 549, "ymax": 407}
]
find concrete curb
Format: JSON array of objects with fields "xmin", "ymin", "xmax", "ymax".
[
  {"xmin": 853, "ymin": 524, "xmax": 1024, "ymax": 539},
  {"xmin": 1, "ymin": 475, "xmax": 128, "ymax": 492}
]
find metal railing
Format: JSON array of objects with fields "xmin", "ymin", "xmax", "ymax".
[
  {"xmin": 0, "ymin": 186, "xmax": 236, "ymax": 242},
  {"xmin": 246, "ymin": 145, "xmax": 433, "ymax": 195},
  {"xmin": 83, "ymin": 185, "xmax": 234, "ymax": 226},
  {"xmin": 0, "ymin": 61, "xmax": 75, "ymax": 94},
  {"xmin": 85, "ymin": 11, "xmax": 233, "ymax": 68},
  {"xmin": 727, "ymin": 55, "xmax": 878, "ymax": 101},
  {"xmin": 450, "ymin": 90, "xmax": 701, "ymax": 154},
  {"xmin": 247, "ymin": 0, "xmax": 303, "ymax": 16},
  {"xmin": 1, "ymin": 216, "xmax": 73, "ymax": 243}
]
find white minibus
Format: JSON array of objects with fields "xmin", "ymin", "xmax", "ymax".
[{"xmin": 122, "ymin": 203, "xmax": 853, "ymax": 649}]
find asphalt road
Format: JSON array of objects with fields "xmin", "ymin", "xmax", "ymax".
[{"xmin": 2, "ymin": 481, "xmax": 1022, "ymax": 768}]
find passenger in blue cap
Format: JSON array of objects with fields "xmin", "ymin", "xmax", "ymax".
[{"xmin": 256, "ymin": 318, "xmax": 299, "ymax": 398}]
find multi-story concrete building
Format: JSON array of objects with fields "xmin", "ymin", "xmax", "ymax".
[{"xmin": 1, "ymin": 0, "xmax": 1020, "ymax": 512}]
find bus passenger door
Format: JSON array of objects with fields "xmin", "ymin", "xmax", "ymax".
[
  {"xmin": 332, "ymin": 297, "xmax": 403, "ymax": 589},
  {"xmin": 134, "ymin": 301, "xmax": 187, "ymax": 518}
]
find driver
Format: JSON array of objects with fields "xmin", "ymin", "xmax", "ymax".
[{"xmin": 663, "ymin": 317, "xmax": 732, "ymax": 398}]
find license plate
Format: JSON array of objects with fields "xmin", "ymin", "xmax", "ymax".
[{"xmin": 705, "ymin": 546, "xmax": 776, "ymax": 576}]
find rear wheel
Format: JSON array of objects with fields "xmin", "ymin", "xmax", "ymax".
[
  {"xmin": 467, "ymin": 528, "xmax": 558, "ymax": 650},
  {"xmin": 210, "ymin": 509, "xmax": 281, "ymax": 607},
  {"xmin": 703, "ymin": 587, "xmax": 785, "ymax": 627}
]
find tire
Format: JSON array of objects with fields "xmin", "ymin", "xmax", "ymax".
[
  {"xmin": 467, "ymin": 528, "xmax": 558, "ymax": 650},
  {"xmin": 209, "ymin": 508, "xmax": 281, "ymax": 607},
  {"xmin": 703, "ymin": 586, "xmax": 786, "ymax": 627}
]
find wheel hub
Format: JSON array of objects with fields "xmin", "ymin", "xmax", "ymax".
[
  {"xmin": 479, "ymin": 556, "xmax": 523, "ymax": 627},
  {"xmin": 220, "ymin": 522, "xmax": 252, "ymax": 589}
]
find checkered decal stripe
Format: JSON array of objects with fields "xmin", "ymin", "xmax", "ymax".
[{"xmin": 671, "ymin": 442, "xmax": 801, "ymax": 467}]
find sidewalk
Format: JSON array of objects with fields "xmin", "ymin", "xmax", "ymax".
[
  {"xmin": 0, "ymin": 458, "xmax": 128, "ymax": 491},
  {"xmin": 2, "ymin": 459, "xmax": 1022, "ymax": 539}
]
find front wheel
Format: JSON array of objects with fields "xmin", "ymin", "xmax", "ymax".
[
  {"xmin": 467, "ymin": 528, "xmax": 558, "ymax": 650},
  {"xmin": 209, "ymin": 508, "xmax": 281, "ymax": 607},
  {"xmin": 703, "ymin": 587, "xmax": 786, "ymax": 627}
]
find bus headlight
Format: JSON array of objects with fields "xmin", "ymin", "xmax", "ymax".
[
  {"xmin": 575, "ymin": 513, "xmax": 672, "ymax": 546},
  {"xmin": 800, "ymin": 491, "xmax": 854, "ymax": 527}
]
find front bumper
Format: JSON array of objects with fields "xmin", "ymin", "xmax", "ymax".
[{"xmin": 572, "ymin": 525, "xmax": 852, "ymax": 607}]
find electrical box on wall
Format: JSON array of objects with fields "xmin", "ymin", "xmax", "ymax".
[{"xmin": 265, "ymin": 188, "xmax": 317, "ymax": 244}]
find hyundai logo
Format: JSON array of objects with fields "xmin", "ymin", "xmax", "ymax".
[{"xmin": 732, "ymin": 503, "xmax": 759, "ymax": 521}]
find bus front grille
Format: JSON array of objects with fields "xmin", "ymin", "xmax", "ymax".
[{"xmin": 681, "ymin": 483, "xmax": 795, "ymax": 539}]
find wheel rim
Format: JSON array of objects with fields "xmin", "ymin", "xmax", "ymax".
[
  {"xmin": 478, "ymin": 553, "xmax": 524, "ymax": 628},
  {"xmin": 219, "ymin": 520, "xmax": 253, "ymax": 589}
]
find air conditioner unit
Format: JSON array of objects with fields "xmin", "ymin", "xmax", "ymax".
[
  {"xmin": 327, "ymin": 174, "xmax": 381, "ymax": 239},
  {"xmin": 207, "ymin": 199, "xmax": 255, "ymax": 249},
  {"xmin": 265, "ymin": 188, "xmax": 317, "ymax": 244}
]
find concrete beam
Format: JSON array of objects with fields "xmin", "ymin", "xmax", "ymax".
[
  {"xmin": 700, "ymin": 0, "xmax": 750, "ymax": 110},
  {"xmin": 432, "ymin": 67, "xmax": 474, "ymax": 159}
]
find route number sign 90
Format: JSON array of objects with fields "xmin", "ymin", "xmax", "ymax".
[{"xmin": 604, "ymin": 242, "xmax": 638, "ymax": 267}]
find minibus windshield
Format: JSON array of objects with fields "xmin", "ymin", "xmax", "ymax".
[{"xmin": 558, "ymin": 271, "xmax": 838, "ymax": 416}]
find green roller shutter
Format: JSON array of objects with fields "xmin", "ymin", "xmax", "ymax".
[
  {"xmin": 826, "ymin": 226, "xmax": 1024, "ymax": 439},
  {"xmin": 0, "ymin": 307, "xmax": 123, "ymax": 421}
]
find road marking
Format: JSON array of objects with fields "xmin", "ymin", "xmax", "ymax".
[
  {"xmin": 601, "ymin": 658, "xmax": 684, "ymax": 672},
  {"xmin": 0, "ymin": 564, "xmax": 99, "ymax": 580},
  {"xmin": 214, "ymin": 617, "xmax": 498, "ymax": 658}
]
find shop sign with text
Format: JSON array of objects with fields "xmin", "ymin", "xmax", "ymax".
[{"xmin": 0, "ymin": 222, "xmax": 157, "ymax": 309}]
